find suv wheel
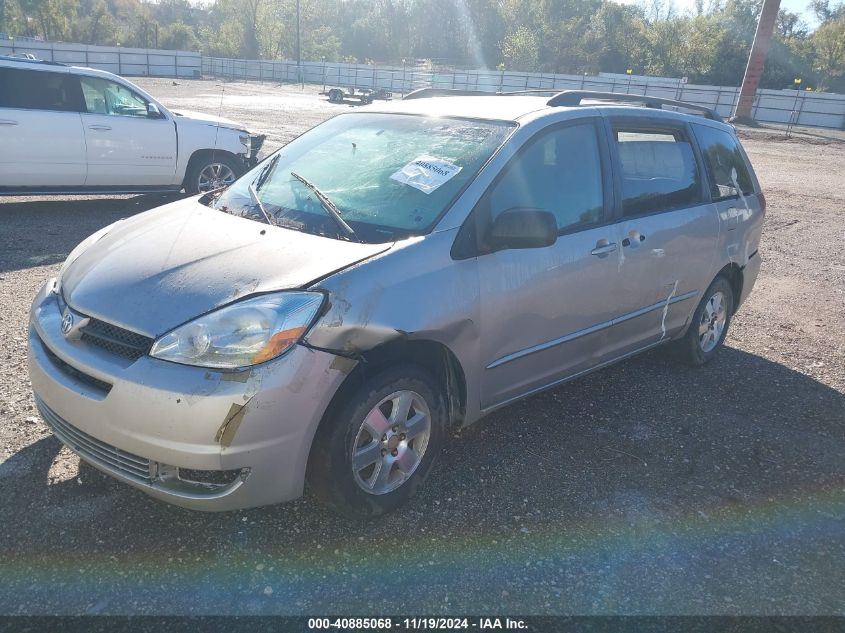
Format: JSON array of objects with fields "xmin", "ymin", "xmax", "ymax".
[
  {"xmin": 675, "ymin": 276, "xmax": 734, "ymax": 365},
  {"xmin": 185, "ymin": 154, "xmax": 240, "ymax": 194},
  {"xmin": 307, "ymin": 365, "xmax": 446, "ymax": 518}
]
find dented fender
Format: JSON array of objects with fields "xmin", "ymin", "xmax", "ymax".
[{"xmin": 304, "ymin": 228, "xmax": 485, "ymax": 423}]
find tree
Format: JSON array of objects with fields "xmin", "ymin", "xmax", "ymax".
[
  {"xmin": 500, "ymin": 25, "xmax": 539, "ymax": 71},
  {"xmin": 242, "ymin": 0, "xmax": 262, "ymax": 58},
  {"xmin": 160, "ymin": 21, "xmax": 199, "ymax": 51},
  {"xmin": 811, "ymin": 17, "xmax": 845, "ymax": 88},
  {"xmin": 809, "ymin": 0, "xmax": 845, "ymax": 23},
  {"xmin": 0, "ymin": 0, "xmax": 840, "ymax": 95}
]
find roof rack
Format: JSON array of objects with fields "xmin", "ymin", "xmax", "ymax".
[
  {"xmin": 546, "ymin": 90, "xmax": 722, "ymax": 121},
  {"xmin": 401, "ymin": 87, "xmax": 722, "ymax": 122},
  {"xmin": 403, "ymin": 88, "xmax": 495, "ymax": 100},
  {"xmin": 0, "ymin": 54, "xmax": 67, "ymax": 66},
  {"xmin": 403, "ymin": 87, "xmax": 563, "ymax": 100}
]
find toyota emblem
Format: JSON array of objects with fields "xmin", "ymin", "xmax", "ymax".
[{"xmin": 61, "ymin": 312, "xmax": 74, "ymax": 335}]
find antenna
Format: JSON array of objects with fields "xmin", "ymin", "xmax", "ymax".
[{"xmin": 208, "ymin": 83, "xmax": 225, "ymax": 190}]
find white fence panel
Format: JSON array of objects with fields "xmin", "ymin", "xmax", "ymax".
[
  {"xmin": 0, "ymin": 37, "xmax": 201, "ymax": 77},
  {"xmin": 4, "ymin": 37, "xmax": 844, "ymax": 129}
]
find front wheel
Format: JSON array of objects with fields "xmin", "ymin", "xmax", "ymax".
[
  {"xmin": 307, "ymin": 365, "xmax": 447, "ymax": 518},
  {"xmin": 184, "ymin": 154, "xmax": 241, "ymax": 194},
  {"xmin": 674, "ymin": 276, "xmax": 734, "ymax": 365}
]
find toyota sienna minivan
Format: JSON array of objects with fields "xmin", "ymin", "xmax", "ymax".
[{"xmin": 28, "ymin": 89, "xmax": 764, "ymax": 517}]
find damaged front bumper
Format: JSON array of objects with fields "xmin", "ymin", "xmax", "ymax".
[
  {"xmin": 27, "ymin": 280, "xmax": 349, "ymax": 511},
  {"xmin": 245, "ymin": 133, "xmax": 267, "ymax": 168}
]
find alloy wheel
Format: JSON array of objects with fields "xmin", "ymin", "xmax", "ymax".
[
  {"xmin": 699, "ymin": 290, "xmax": 728, "ymax": 353},
  {"xmin": 351, "ymin": 390, "xmax": 431, "ymax": 495},
  {"xmin": 197, "ymin": 163, "xmax": 237, "ymax": 192}
]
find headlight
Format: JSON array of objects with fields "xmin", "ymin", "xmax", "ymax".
[
  {"xmin": 149, "ymin": 292, "xmax": 324, "ymax": 369},
  {"xmin": 239, "ymin": 133, "xmax": 251, "ymax": 155}
]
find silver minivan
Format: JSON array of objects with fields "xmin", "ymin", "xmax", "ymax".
[{"xmin": 28, "ymin": 90, "xmax": 764, "ymax": 517}]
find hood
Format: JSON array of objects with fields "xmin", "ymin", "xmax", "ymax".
[
  {"xmin": 61, "ymin": 198, "xmax": 392, "ymax": 337},
  {"xmin": 170, "ymin": 109, "xmax": 247, "ymax": 131}
]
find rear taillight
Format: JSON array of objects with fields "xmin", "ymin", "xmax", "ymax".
[{"xmin": 758, "ymin": 192, "xmax": 766, "ymax": 215}]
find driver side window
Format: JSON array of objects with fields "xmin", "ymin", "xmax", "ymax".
[
  {"xmin": 79, "ymin": 76, "xmax": 149, "ymax": 118},
  {"xmin": 489, "ymin": 121, "xmax": 604, "ymax": 233}
]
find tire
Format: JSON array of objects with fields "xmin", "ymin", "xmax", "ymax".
[
  {"xmin": 184, "ymin": 153, "xmax": 241, "ymax": 194},
  {"xmin": 307, "ymin": 364, "xmax": 447, "ymax": 518},
  {"xmin": 674, "ymin": 276, "xmax": 735, "ymax": 366},
  {"xmin": 328, "ymin": 89, "xmax": 343, "ymax": 103}
]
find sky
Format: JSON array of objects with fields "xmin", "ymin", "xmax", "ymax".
[{"xmin": 615, "ymin": 0, "xmax": 820, "ymax": 26}]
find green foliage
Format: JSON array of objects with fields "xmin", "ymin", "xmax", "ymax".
[
  {"xmin": 160, "ymin": 21, "xmax": 199, "ymax": 52},
  {"xmin": 811, "ymin": 17, "xmax": 845, "ymax": 88},
  {"xmin": 501, "ymin": 26, "xmax": 539, "ymax": 72},
  {"xmin": 3, "ymin": 0, "xmax": 844, "ymax": 91}
]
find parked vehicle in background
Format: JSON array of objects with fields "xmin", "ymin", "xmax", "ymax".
[
  {"xmin": 0, "ymin": 55, "xmax": 265, "ymax": 195},
  {"xmin": 323, "ymin": 86, "xmax": 392, "ymax": 105},
  {"xmin": 28, "ymin": 90, "xmax": 764, "ymax": 518}
]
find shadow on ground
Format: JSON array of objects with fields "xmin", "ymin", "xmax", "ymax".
[
  {"xmin": 0, "ymin": 194, "xmax": 182, "ymax": 273},
  {"xmin": 1, "ymin": 345, "xmax": 843, "ymax": 615}
]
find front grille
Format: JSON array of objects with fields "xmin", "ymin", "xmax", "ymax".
[
  {"xmin": 36, "ymin": 398, "xmax": 152, "ymax": 483},
  {"xmin": 80, "ymin": 318, "xmax": 153, "ymax": 361},
  {"xmin": 39, "ymin": 337, "xmax": 112, "ymax": 395}
]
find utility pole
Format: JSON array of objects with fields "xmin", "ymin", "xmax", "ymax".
[{"xmin": 732, "ymin": 0, "xmax": 781, "ymax": 122}]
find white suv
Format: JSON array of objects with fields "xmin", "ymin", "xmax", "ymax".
[{"xmin": 0, "ymin": 56, "xmax": 265, "ymax": 195}]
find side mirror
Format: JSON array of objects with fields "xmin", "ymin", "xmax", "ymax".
[
  {"xmin": 487, "ymin": 207, "xmax": 558, "ymax": 251},
  {"xmin": 147, "ymin": 103, "xmax": 163, "ymax": 119}
]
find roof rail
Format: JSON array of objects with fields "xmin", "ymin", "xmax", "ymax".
[
  {"xmin": 0, "ymin": 54, "xmax": 67, "ymax": 67},
  {"xmin": 546, "ymin": 90, "xmax": 722, "ymax": 121},
  {"xmin": 404, "ymin": 88, "xmax": 564, "ymax": 100},
  {"xmin": 403, "ymin": 88, "xmax": 495, "ymax": 100}
]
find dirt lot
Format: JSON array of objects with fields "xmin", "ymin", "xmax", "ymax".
[{"xmin": 0, "ymin": 79, "xmax": 843, "ymax": 615}]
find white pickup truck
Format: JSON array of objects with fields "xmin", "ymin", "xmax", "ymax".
[{"xmin": 0, "ymin": 56, "xmax": 265, "ymax": 195}]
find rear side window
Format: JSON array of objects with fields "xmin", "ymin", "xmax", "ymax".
[
  {"xmin": 614, "ymin": 127, "xmax": 701, "ymax": 216},
  {"xmin": 0, "ymin": 67, "xmax": 82, "ymax": 112},
  {"xmin": 489, "ymin": 122, "xmax": 605, "ymax": 233},
  {"xmin": 693, "ymin": 124, "xmax": 755, "ymax": 200}
]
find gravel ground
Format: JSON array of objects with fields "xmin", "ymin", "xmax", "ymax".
[{"xmin": 0, "ymin": 79, "xmax": 843, "ymax": 616}]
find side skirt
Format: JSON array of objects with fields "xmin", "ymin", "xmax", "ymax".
[{"xmin": 478, "ymin": 338, "xmax": 671, "ymax": 418}]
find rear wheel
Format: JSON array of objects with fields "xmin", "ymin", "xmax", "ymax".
[
  {"xmin": 674, "ymin": 276, "xmax": 734, "ymax": 365},
  {"xmin": 307, "ymin": 365, "xmax": 446, "ymax": 518}
]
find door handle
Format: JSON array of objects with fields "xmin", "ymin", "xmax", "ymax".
[
  {"xmin": 0, "ymin": 119, "xmax": 18, "ymax": 126},
  {"xmin": 87, "ymin": 125, "xmax": 112, "ymax": 131},
  {"xmin": 591, "ymin": 242, "xmax": 618, "ymax": 257}
]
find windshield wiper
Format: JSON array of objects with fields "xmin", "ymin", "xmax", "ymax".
[
  {"xmin": 254, "ymin": 153, "xmax": 280, "ymax": 191},
  {"xmin": 290, "ymin": 171, "xmax": 356, "ymax": 239},
  {"xmin": 248, "ymin": 183, "xmax": 278, "ymax": 227}
]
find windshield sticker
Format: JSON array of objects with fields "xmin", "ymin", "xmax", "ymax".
[{"xmin": 390, "ymin": 155, "xmax": 462, "ymax": 194}]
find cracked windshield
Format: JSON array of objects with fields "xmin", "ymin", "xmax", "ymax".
[{"xmin": 211, "ymin": 113, "xmax": 514, "ymax": 243}]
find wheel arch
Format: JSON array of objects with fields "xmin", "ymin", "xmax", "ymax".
[
  {"xmin": 319, "ymin": 338, "xmax": 468, "ymax": 434},
  {"xmin": 182, "ymin": 149, "xmax": 244, "ymax": 189},
  {"xmin": 715, "ymin": 262, "xmax": 744, "ymax": 310},
  {"xmin": 677, "ymin": 263, "xmax": 743, "ymax": 340}
]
